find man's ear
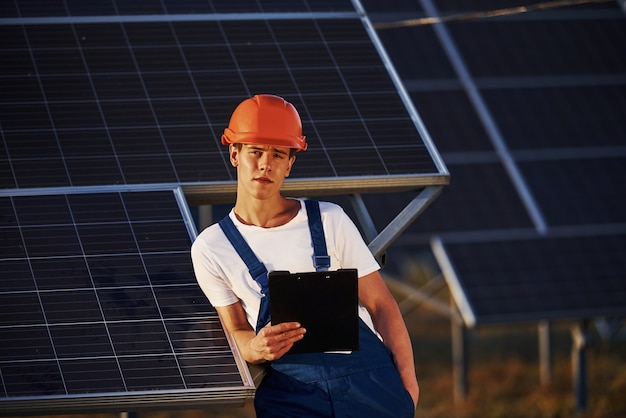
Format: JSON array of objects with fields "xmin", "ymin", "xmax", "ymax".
[
  {"xmin": 229, "ymin": 144, "xmax": 239, "ymax": 167},
  {"xmin": 285, "ymin": 155, "xmax": 296, "ymax": 177}
]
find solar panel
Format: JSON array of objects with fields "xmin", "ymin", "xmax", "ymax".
[
  {"xmin": 483, "ymin": 85, "xmax": 626, "ymax": 149},
  {"xmin": 1, "ymin": 7, "xmax": 447, "ymax": 201},
  {"xmin": 360, "ymin": 163, "xmax": 535, "ymax": 240},
  {"xmin": 433, "ymin": 234, "xmax": 626, "ymax": 326},
  {"xmin": 519, "ymin": 157, "xmax": 626, "ymax": 226},
  {"xmin": 448, "ymin": 17, "xmax": 626, "ymax": 78},
  {"xmin": 0, "ymin": 188, "xmax": 253, "ymax": 414},
  {"xmin": 409, "ymin": 90, "xmax": 492, "ymax": 153}
]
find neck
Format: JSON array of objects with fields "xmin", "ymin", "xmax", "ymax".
[{"xmin": 233, "ymin": 196, "xmax": 299, "ymax": 228}]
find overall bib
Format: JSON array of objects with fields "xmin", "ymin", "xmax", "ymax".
[{"xmin": 220, "ymin": 200, "xmax": 415, "ymax": 418}]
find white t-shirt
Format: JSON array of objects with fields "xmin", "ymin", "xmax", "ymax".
[{"xmin": 191, "ymin": 199, "xmax": 381, "ymax": 333}]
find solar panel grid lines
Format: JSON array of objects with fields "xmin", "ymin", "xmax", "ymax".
[
  {"xmin": 1, "ymin": 9, "xmax": 446, "ymax": 193},
  {"xmin": 0, "ymin": 189, "xmax": 251, "ymax": 409}
]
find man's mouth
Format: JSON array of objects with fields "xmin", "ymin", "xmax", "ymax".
[{"xmin": 254, "ymin": 177, "xmax": 273, "ymax": 185}]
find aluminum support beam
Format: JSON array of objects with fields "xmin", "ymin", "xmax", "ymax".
[{"xmin": 368, "ymin": 186, "xmax": 444, "ymax": 259}]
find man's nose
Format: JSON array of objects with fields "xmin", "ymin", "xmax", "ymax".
[{"xmin": 259, "ymin": 154, "xmax": 272, "ymax": 171}]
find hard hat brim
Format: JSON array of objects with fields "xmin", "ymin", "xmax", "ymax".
[{"xmin": 222, "ymin": 129, "xmax": 307, "ymax": 151}]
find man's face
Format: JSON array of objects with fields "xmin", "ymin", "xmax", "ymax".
[{"xmin": 230, "ymin": 143, "xmax": 296, "ymax": 200}]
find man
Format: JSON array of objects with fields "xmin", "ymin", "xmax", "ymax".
[{"xmin": 191, "ymin": 94, "xmax": 418, "ymax": 417}]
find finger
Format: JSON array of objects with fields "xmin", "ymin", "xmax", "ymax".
[
  {"xmin": 270, "ymin": 321, "xmax": 302, "ymax": 333},
  {"xmin": 267, "ymin": 332, "xmax": 306, "ymax": 360},
  {"xmin": 264, "ymin": 327, "xmax": 306, "ymax": 353},
  {"xmin": 258, "ymin": 322, "xmax": 299, "ymax": 339},
  {"xmin": 262, "ymin": 329, "xmax": 303, "ymax": 349}
]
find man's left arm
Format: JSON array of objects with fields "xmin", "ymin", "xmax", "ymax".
[{"xmin": 359, "ymin": 271, "xmax": 420, "ymax": 407}]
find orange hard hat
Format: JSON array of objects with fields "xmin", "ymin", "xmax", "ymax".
[{"xmin": 221, "ymin": 94, "xmax": 307, "ymax": 151}]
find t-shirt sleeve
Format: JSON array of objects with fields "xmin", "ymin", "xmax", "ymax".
[
  {"xmin": 190, "ymin": 234, "xmax": 239, "ymax": 308},
  {"xmin": 325, "ymin": 203, "xmax": 381, "ymax": 277}
]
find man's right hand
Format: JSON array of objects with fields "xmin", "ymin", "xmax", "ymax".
[{"xmin": 248, "ymin": 322, "xmax": 306, "ymax": 362}]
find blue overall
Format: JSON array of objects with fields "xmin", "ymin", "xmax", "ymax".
[{"xmin": 219, "ymin": 200, "xmax": 415, "ymax": 418}]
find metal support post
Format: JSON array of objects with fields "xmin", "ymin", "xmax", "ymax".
[
  {"xmin": 198, "ymin": 204, "xmax": 213, "ymax": 230},
  {"xmin": 571, "ymin": 320, "xmax": 588, "ymax": 413},
  {"xmin": 451, "ymin": 311, "xmax": 468, "ymax": 404},
  {"xmin": 350, "ymin": 194, "xmax": 384, "ymax": 266},
  {"xmin": 539, "ymin": 320, "xmax": 552, "ymax": 385}
]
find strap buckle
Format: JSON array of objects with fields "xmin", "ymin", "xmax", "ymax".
[{"xmin": 313, "ymin": 255, "xmax": 331, "ymax": 270}]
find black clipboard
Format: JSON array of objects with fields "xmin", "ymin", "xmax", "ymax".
[{"xmin": 268, "ymin": 269, "xmax": 359, "ymax": 354}]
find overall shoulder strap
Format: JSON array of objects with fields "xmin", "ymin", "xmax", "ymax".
[
  {"xmin": 219, "ymin": 215, "xmax": 271, "ymax": 333},
  {"xmin": 304, "ymin": 199, "xmax": 331, "ymax": 271},
  {"xmin": 218, "ymin": 215, "xmax": 269, "ymax": 292}
]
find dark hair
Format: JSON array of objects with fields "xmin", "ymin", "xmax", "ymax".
[{"xmin": 231, "ymin": 143, "xmax": 297, "ymax": 158}]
